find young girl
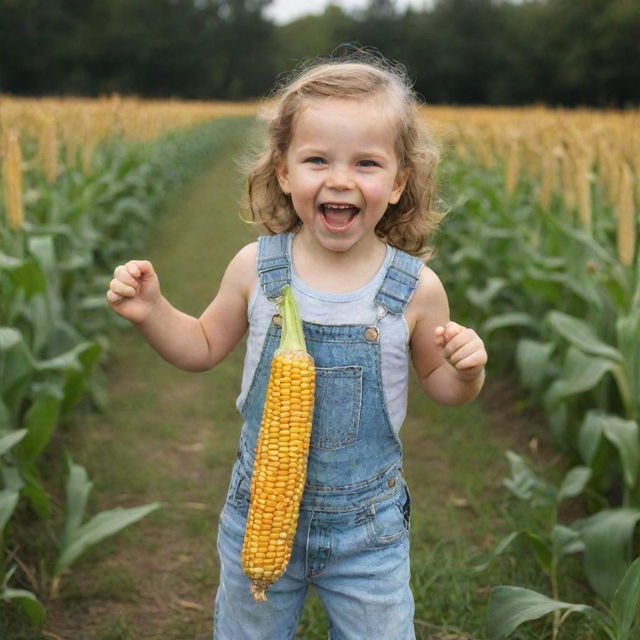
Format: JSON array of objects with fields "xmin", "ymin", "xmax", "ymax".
[{"xmin": 107, "ymin": 54, "xmax": 487, "ymax": 639}]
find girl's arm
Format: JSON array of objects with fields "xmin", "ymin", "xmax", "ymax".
[
  {"xmin": 107, "ymin": 243, "xmax": 257, "ymax": 372},
  {"xmin": 407, "ymin": 267, "xmax": 487, "ymax": 406}
]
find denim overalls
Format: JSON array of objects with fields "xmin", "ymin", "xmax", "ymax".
[{"xmin": 214, "ymin": 233, "xmax": 423, "ymax": 640}]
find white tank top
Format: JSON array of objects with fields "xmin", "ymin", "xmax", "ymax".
[{"xmin": 236, "ymin": 236, "xmax": 413, "ymax": 435}]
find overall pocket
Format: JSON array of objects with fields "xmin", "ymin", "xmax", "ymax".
[
  {"xmin": 365, "ymin": 486, "xmax": 411, "ymax": 549},
  {"xmin": 219, "ymin": 461, "xmax": 251, "ymax": 543},
  {"xmin": 226, "ymin": 459, "xmax": 251, "ymax": 510},
  {"xmin": 311, "ymin": 365, "xmax": 363, "ymax": 450}
]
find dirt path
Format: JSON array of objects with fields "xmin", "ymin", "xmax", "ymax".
[{"xmin": 39, "ymin": 120, "xmax": 551, "ymax": 640}]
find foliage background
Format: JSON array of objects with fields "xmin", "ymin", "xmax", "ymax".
[{"xmin": 1, "ymin": 0, "xmax": 639, "ymax": 106}]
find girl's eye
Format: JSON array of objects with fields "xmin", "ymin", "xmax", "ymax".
[
  {"xmin": 305, "ymin": 156, "xmax": 326, "ymax": 165},
  {"xmin": 358, "ymin": 160, "xmax": 379, "ymax": 167}
]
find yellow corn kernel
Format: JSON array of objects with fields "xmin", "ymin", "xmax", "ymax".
[{"xmin": 241, "ymin": 287, "xmax": 315, "ymax": 602}]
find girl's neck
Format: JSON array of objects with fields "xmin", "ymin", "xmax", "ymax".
[{"xmin": 291, "ymin": 229, "xmax": 388, "ymax": 294}]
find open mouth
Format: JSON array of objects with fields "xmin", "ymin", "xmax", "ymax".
[{"xmin": 319, "ymin": 202, "xmax": 360, "ymax": 230}]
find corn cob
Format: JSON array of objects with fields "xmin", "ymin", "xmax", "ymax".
[{"xmin": 242, "ymin": 285, "xmax": 315, "ymax": 602}]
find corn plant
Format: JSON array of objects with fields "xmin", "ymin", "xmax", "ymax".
[
  {"xmin": 1, "ymin": 115, "xmax": 250, "ymax": 626},
  {"xmin": 50, "ymin": 456, "xmax": 160, "ymax": 599},
  {"xmin": 433, "ymin": 147, "xmax": 639, "ymax": 639},
  {"xmin": 0, "ymin": 567, "xmax": 45, "ymax": 627},
  {"xmin": 0, "ymin": 428, "xmax": 43, "ymax": 625},
  {"xmin": 487, "ymin": 557, "xmax": 640, "ymax": 640},
  {"xmin": 484, "ymin": 452, "xmax": 640, "ymax": 639}
]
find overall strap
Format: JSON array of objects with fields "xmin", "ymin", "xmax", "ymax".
[
  {"xmin": 257, "ymin": 233, "xmax": 291, "ymax": 301},
  {"xmin": 374, "ymin": 248, "xmax": 424, "ymax": 315}
]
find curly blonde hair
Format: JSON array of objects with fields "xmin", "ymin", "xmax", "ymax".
[{"xmin": 243, "ymin": 51, "xmax": 442, "ymax": 259}]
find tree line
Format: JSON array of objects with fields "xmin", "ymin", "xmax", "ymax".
[{"xmin": 1, "ymin": 0, "xmax": 638, "ymax": 106}]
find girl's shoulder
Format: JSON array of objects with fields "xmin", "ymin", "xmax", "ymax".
[
  {"xmin": 405, "ymin": 264, "xmax": 449, "ymax": 331},
  {"xmin": 414, "ymin": 264, "xmax": 448, "ymax": 307},
  {"xmin": 224, "ymin": 241, "xmax": 258, "ymax": 301}
]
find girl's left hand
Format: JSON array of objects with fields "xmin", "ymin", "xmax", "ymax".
[{"xmin": 435, "ymin": 321, "xmax": 487, "ymax": 379}]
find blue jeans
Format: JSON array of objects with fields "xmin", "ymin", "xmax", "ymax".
[{"xmin": 213, "ymin": 463, "xmax": 414, "ymax": 639}]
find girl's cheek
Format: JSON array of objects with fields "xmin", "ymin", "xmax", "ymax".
[{"xmin": 368, "ymin": 184, "xmax": 392, "ymax": 200}]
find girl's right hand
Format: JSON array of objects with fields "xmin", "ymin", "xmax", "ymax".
[{"xmin": 106, "ymin": 260, "xmax": 161, "ymax": 324}]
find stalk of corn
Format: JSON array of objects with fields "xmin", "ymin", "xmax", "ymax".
[
  {"xmin": 504, "ymin": 136, "xmax": 520, "ymax": 196},
  {"xmin": 2, "ymin": 129, "xmax": 25, "ymax": 230},
  {"xmin": 538, "ymin": 147, "xmax": 554, "ymax": 209},
  {"xmin": 575, "ymin": 154, "xmax": 593, "ymax": 234},
  {"xmin": 39, "ymin": 117, "xmax": 59, "ymax": 184},
  {"xmin": 241, "ymin": 285, "xmax": 315, "ymax": 602},
  {"xmin": 616, "ymin": 162, "xmax": 636, "ymax": 268}
]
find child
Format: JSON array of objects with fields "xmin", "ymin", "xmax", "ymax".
[{"xmin": 107, "ymin": 53, "xmax": 487, "ymax": 639}]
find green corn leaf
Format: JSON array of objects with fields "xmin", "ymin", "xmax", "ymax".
[
  {"xmin": 503, "ymin": 451, "xmax": 541, "ymax": 501},
  {"xmin": 0, "ymin": 400, "xmax": 11, "ymax": 430},
  {"xmin": 79, "ymin": 295, "xmax": 109, "ymax": 311},
  {"xmin": 0, "ymin": 253, "xmax": 47, "ymax": 299},
  {"xmin": 0, "ymin": 330, "xmax": 32, "ymax": 415},
  {"xmin": 531, "ymin": 255, "xmax": 567, "ymax": 270},
  {"xmin": 2, "ymin": 465, "xmax": 24, "ymax": 494},
  {"xmin": 503, "ymin": 451, "xmax": 556, "ymax": 508},
  {"xmin": 546, "ymin": 311, "xmax": 623, "ymax": 362},
  {"xmin": 0, "ymin": 327, "xmax": 22, "ymax": 351},
  {"xmin": 20, "ymin": 464, "xmax": 50, "ymax": 519},
  {"xmin": 28, "ymin": 235, "xmax": 64, "ymax": 328},
  {"xmin": 603, "ymin": 418, "xmax": 639, "ymax": 491},
  {"xmin": 544, "ymin": 347, "xmax": 616, "ymax": 408},
  {"xmin": 557, "ymin": 466, "xmax": 592, "ymax": 502},
  {"xmin": 450, "ymin": 245, "xmax": 485, "ymax": 265},
  {"xmin": 486, "ymin": 586, "xmax": 593, "ymax": 639},
  {"xmin": 474, "ymin": 532, "xmax": 520, "ymax": 572},
  {"xmin": 573, "ymin": 508, "xmax": 640, "ymax": 603},
  {"xmin": 552, "ymin": 525, "xmax": 585, "ymax": 558},
  {"xmin": 20, "ymin": 293, "xmax": 52, "ymax": 356},
  {"xmin": 547, "ymin": 403, "xmax": 569, "ymax": 450},
  {"xmin": 18, "ymin": 390, "xmax": 63, "ymax": 465},
  {"xmin": 0, "ymin": 489, "xmax": 20, "ymax": 531},
  {"xmin": 482, "ymin": 312, "xmax": 538, "ymax": 334},
  {"xmin": 0, "ymin": 429, "xmax": 27, "ymax": 456},
  {"xmin": 611, "ymin": 556, "xmax": 640, "ymax": 640},
  {"xmin": 113, "ymin": 196, "xmax": 153, "ymax": 223},
  {"xmin": 0, "ymin": 587, "xmax": 46, "ymax": 626},
  {"xmin": 28, "ymin": 234, "xmax": 58, "ymax": 281},
  {"xmin": 63, "ymin": 459, "xmax": 93, "ymax": 544},
  {"xmin": 466, "ymin": 277, "xmax": 508, "ymax": 312},
  {"xmin": 580, "ymin": 410, "xmax": 608, "ymax": 465},
  {"xmin": 615, "ymin": 313, "xmax": 639, "ymax": 420},
  {"xmin": 33, "ymin": 343, "xmax": 87, "ymax": 374},
  {"xmin": 61, "ymin": 342, "xmax": 103, "ymax": 413},
  {"xmin": 579, "ymin": 411, "xmax": 640, "ymax": 491},
  {"xmin": 516, "ymin": 339, "xmax": 555, "ymax": 390},
  {"xmin": 522, "ymin": 531, "xmax": 552, "ymax": 573},
  {"xmin": 54, "ymin": 502, "xmax": 161, "ymax": 576},
  {"xmin": 0, "ymin": 252, "xmax": 24, "ymax": 270}
]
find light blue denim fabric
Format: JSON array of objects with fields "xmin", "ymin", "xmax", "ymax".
[{"xmin": 214, "ymin": 233, "xmax": 422, "ymax": 639}]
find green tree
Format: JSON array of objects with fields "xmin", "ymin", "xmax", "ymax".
[{"xmin": 275, "ymin": 5, "xmax": 355, "ymax": 73}]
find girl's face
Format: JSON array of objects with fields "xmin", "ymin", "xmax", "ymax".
[{"xmin": 276, "ymin": 97, "xmax": 408, "ymax": 255}]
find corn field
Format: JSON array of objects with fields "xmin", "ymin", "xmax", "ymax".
[
  {"xmin": 1, "ymin": 97, "xmax": 639, "ymax": 637},
  {"xmin": 0, "ymin": 96, "xmax": 255, "ymax": 626},
  {"xmin": 424, "ymin": 105, "xmax": 640, "ymax": 638}
]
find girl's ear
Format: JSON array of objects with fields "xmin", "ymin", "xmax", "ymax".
[
  {"xmin": 276, "ymin": 159, "xmax": 291, "ymax": 195},
  {"xmin": 389, "ymin": 168, "xmax": 410, "ymax": 205}
]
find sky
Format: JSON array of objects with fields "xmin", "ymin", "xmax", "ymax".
[{"xmin": 265, "ymin": 0, "xmax": 434, "ymax": 25}]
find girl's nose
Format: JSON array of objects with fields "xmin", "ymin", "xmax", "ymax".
[{"xmin": 325, "ymin": 165, "xmax": 354, "ymax": 190}]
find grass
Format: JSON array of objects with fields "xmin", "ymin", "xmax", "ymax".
[{"xmin": 3, "ymin": 117, "xmax": 606, "ymax": 639}]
